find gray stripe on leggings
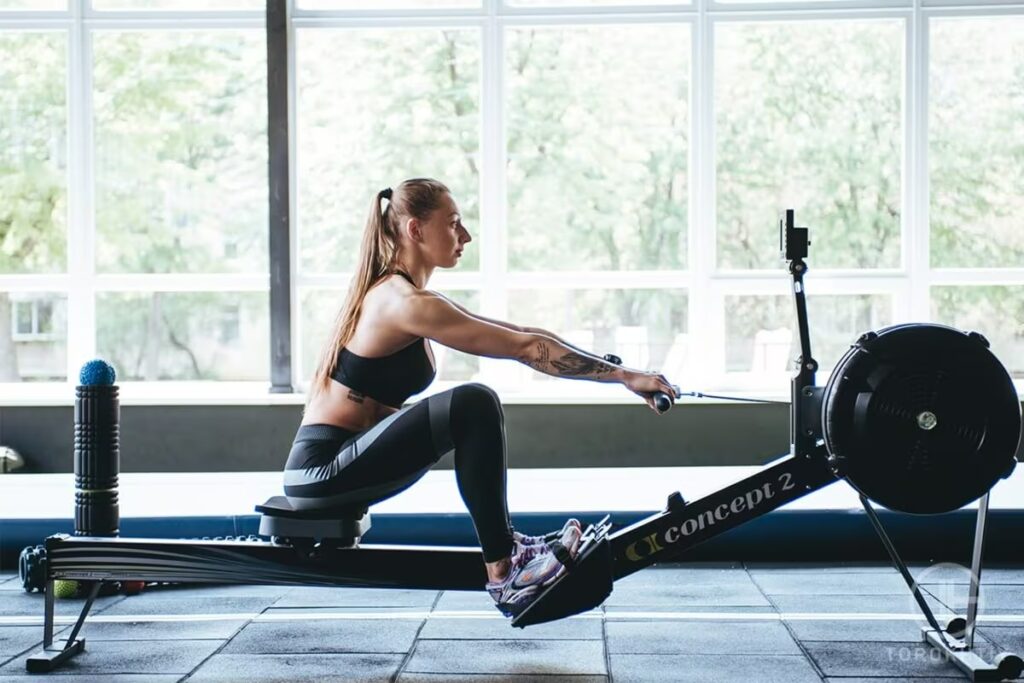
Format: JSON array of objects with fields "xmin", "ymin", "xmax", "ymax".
[
  {"xmin": 427, "ymin": 390, "xmax": 454, "ymax": 455},
  {"xmin": 285, "ymin": 467, "xmax": 429, "ymax": 511},
  {"xmin": 282, "ymin": 404, "xmax": 413, "ymax": 488}
]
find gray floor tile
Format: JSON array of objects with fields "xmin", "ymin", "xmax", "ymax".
[
  {"xmin": 136, "ymin": 583, "xmax": 292, "ymax": 599},
  {"xmin": 0, "ymin": 638, "xmax": 223, "ymax": 676},
  {"xmin": 616, "ymin": 566, "xmax": 755, "ymax": 587},
  {"xmin": 770, "ymin": 593, "xmax": 952, "ymax": 617},
  {"xmin": 98, "ymin": 595, "xmax": 274, "ymax": 617},
  {"xmin": 267, "ymin": 606, "xmax": 430, "ymax": 617},
  {"xmin": 802, "ymin": 640, "xmax": 968, "ymax": 678},
  {"xmin": 975, "ymin": 625, "xmax": 1024, "ymax": 654},
  {"xmin": 0, "ymin": 628, "xmax": 41, "ymax": 657},
  {"xmin": 399, "ymin": 676, "xmax": 607, "ymax": 682},
  {"xmin": 823, "ymin": 679, "xmax": 959, "ymax": 682},
  {"xmin": 0, "ymin": 676, "xmax": 181, "ymax": 682},
  {"xmin": 0, "ymin": 592, "xmax": 124, "ymax": 618},
  {"xmin": 910, "ymin": 564, "xmax": 1024, "ymax": 585},
  {"xmin": 188, "ymin": 653, "xmax": 404, "ymax": 682},
  {"xmin": 76, "ymin": 618, "xmax": 248, "ymax": 641},
  {"xmin": 746, "ymin": 562, "xmax": 896, "ymax": 573},
  {"xmin": 605, "ymin": 578, "xmax": 770, "ymax": 608},
  {"xmin": 421, "ymin": 614, "xmax": 598, "ymax": 643},
  {"xmin": 419, "ymin": 615, "xmax": 602, "ymax": 640},
  {"xmin": 609, "ymin": 653, "xmax": 822, "ymax": 683},
  {"xmin": 786, "ymin": 617, "xmax": 931, "ymax": 642},
  {"xmin": 753, "ymin": 572, "xmax": 912, "ymax": 595},
  {"xmin": 273, "ymin": 586, "xmax": 439, "ymax": 609},
  {"xmin": 434, "ymin": 589, "xmax": 510, "ymax": 611},
  {"xmin": 922, "ymin": 584, "xmax": 1024, "ymax": 613},
  {"xmin": 221, "ymin": 617, "xmax": 423, "ymax": 654},
  {"xmin": 607, "ymin": 619, "xmax": 802, "ymax": 655},
  {"xmin": 603, "ymin": 604, "xmax": 778, "ymax": 615},
  {"xmin": 404, "ymin": 639, "xmax": 605, "ymax": 676}
]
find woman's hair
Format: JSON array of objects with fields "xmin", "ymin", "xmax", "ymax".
[{"xmin": 308, "ymin": 178, "xmax": 451, "ymax": 400}]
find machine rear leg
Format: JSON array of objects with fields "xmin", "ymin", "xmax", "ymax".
[{"xmin": 26, "ymin": 580, "xmax": 101, "ymax": 674}]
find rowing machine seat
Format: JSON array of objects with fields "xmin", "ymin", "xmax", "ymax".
[{"xmin": 256, "ymin": 495, "xmax": 371, "ymax": 549}]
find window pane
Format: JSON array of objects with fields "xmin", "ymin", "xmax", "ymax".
[
  {"xmin": 716, "ymin": 21, "xmax": 903, "ymax": 269},
  {"xmin": 96, "ymin": 292, "xmax": 268, "ymax": 381},
  {"xmin": 0, "ymin": 1, "xmax": 64, "ymax": 8},
  {"xmin": 300, "ymin": 288, "xmax": 479, "ymax": 385},
  {"xmin": 298, "ymin": 0, "xmax": 478, "ymax": 7},
  {"xmin": 932, "ymin": 286, "xmax": 1024, "ymax": 378},
  {"xmin": 15, "ymin": 301, "xmax": 32, "ymax": 334},
  {"xmin": 507, "ymin": 289, "xmax": 689, "ymax": 385},
  {"xmin": 930, "ymin": 18, "xmax": 1024, "ymax": 268},
  {"xmin": 0, "ymin": 32, "xmax": 67, "ymax": 274},
  {"xmin": 93, "ymin": 1, "xmax": 262, "ymax": 8},
  {"xmin": 506, "ymin": 25, "xmax": 689, "ymax": 271},
  {"xmin": 725, "ymin": 294, "xmax": 890, "ymax": 376},
  {"xmin": 298, "ymin": 28, "xmax": 480, "ymax": 274},
  {"xmin": 2, "ymin": 293, "xmax": 66, "ymax": 381},
  {"xmin": 93, "ymin": 31, "xmax": 267, "ymax": 274},
  {"xmin": 509, "ymin": 1, "xmax": 684, "ymax": 5}
]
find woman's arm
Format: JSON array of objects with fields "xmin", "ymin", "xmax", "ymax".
[
  {"xmin": 522, "ymin": 326, "xmax": 595, "ymax": 359},
  {"xmin": 432, "ymin": 292, "xmax": 597, "ymax": 361}
]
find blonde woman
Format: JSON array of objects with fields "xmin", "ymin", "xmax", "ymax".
[{"xmin": 287, "ymin": 178, "xmax": 676, "ymax": 617}]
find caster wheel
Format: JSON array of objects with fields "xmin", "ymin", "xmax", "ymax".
[
  {"xmin": 996, "ymin": 652, "xmax": 1024, "ymax": 680},
  {"xmin": 18, "ymin": 545, "xmax": 47, "ymax": 594},
  {"xmin": 945, "ymin": 617, "xmax": 967, "ymax": 639}
]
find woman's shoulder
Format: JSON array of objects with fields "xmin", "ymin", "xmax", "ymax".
[{"xmin": 359, "ymin": 275, "xmax": 431, "ymax": 335}]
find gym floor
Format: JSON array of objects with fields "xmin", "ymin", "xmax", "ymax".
[{"xmin": 1, "ymin": 562, "xmax": 1022, "ymax": 682}]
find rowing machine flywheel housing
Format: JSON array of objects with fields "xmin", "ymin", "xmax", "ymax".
[{"xmin": 822, "ymin": 323, "xmax": 1022, "ymax": 514}]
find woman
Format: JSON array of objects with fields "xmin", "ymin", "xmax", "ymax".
[{"xmin": 286, "ymin": 178, "xmax": 676, "ymax": 617}]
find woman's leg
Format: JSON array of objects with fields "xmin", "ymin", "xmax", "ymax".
[
  {"xmin": 448, "ymin": 383, "xmax": 515, "ymax": 571},
  {"xmin": 283, "ymin": 383, "xmax": 517, "ymax": 570}
]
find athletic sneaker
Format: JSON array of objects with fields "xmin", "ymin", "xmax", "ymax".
[
  {"xmin": 487, "ymin": 522, "xmax": 584, "ymax": 617},
  {"xmin": 514, "ymin": 518, "xmax": 582, "ymax": 547}
]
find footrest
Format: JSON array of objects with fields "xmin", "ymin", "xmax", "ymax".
[{"xmin": 511, "ymin": 516, "xmax": 614, "ymax": 629}]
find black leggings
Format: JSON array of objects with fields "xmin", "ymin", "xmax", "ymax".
[{"xmin": 284, "ymin": 383, "xmax": 515, "ymax": 562}]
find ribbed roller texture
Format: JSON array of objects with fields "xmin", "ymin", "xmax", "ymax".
[{"xmin": 74, "ymin": 385, "xmax": 120, "ymax": 537}]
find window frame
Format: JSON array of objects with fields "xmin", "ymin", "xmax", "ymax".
[{"xmin": 0, "ymin": 0, "xmax": 1021, "ymax": 399}]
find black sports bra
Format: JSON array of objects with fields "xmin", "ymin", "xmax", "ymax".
[{"xmin": 330, "ymin": 271, "xmax": 436, "ymax": 408}]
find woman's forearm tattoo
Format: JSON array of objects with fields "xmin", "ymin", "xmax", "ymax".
[{"xmin": 525, "ymin": 340, "xmax": 614, "ymax": 378}]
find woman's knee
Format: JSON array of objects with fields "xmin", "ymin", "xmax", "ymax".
[{"xmin": 451, "ymin": 382, "xmax": 504, "ymax": 424}]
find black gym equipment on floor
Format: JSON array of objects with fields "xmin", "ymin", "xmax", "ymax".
[{"xmin": 19, "ymin": 211, "xmax": 1024, "ymax": 681}]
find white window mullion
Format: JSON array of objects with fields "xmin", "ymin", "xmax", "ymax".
[
  {"xmin": 65, "ymin": 2, "xmax": 96, "ymax": 379},
  {"xmin": 479, "ymin": 0, "xmax": 508, "ymax": 386},
  {"xmin": 690, "ymin": 0, "xmax": 720, "ymax": 388},
  {"xmin": 909, "ymin": 1, "xmax": 930, "ymax": 322}
]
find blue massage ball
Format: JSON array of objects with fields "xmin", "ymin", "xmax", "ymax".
[{"xmin": 79, "ymin": 359, "xmax": 116, "ymax": 386}]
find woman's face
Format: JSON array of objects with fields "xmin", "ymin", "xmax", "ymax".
[{"xmin": 418, "ymin": 193, "xmax": 472, "ymax": 268}]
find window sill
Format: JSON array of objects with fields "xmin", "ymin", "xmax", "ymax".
[
  {"xmin": 0, "ymin": 380, "xmax": 793, "ymax": 407},
  {"xmin": 2, "ymin": 379, "xmax": 1019, "ymax": 408}
]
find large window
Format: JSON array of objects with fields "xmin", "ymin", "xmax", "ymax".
[
  {"xmin": 1, "ymin": 0, "xmax": 1021, "ymax": 398},
  {"xmin": 0, "ymin": 4, "xmax": 266, "ymax": 385}
]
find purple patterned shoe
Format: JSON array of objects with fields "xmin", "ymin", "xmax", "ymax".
[
  {"xmin": 487, "ymin": 524, "xmax": 584, "ymax": 618},
  {"xmin": 513, "ymin": 518, "xmax": 582, "ymax": 547}
]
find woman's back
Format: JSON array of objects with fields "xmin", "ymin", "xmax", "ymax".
[{"xmin": 303, "ymin": 274, "xmax": 435, "ymax": 430}]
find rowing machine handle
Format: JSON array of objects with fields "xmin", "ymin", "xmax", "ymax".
[{"xmin": 602, "ymin": 354, "xmax": 680, "ymax": 414}]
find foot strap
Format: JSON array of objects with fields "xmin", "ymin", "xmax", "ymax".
[{"xmin": 549, "ymin": 540, "xmax": 576, "ymax": 571}]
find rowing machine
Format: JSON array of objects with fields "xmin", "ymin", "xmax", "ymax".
[{"xmin": 20, "ymin": 210, "xmax": 1023, "ymax": 680}]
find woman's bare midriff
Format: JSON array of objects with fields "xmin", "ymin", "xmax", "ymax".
[{"xmin": 301, "ymin": 276, "xmax": 434, "ymax": 433}]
